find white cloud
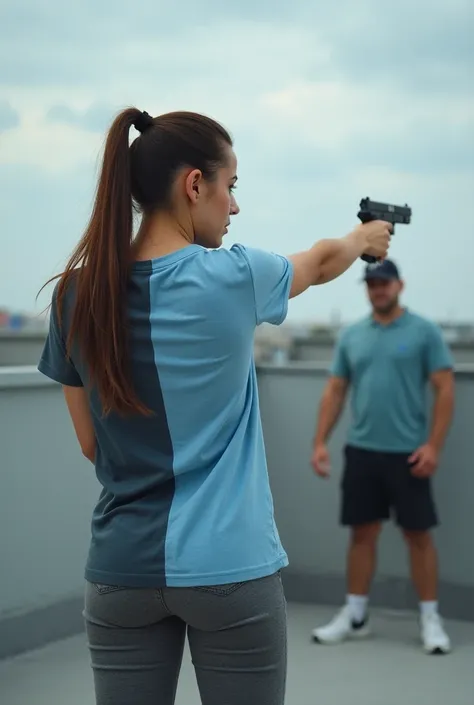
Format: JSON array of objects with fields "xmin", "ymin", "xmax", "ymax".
[
  {"xmin": 0, "ymin": 115, "xmax": 102, "ymax": 172},
  {"xmin": 2, "ymin": 10, "xmax": 472, "ymax": 174},
  {"xmin": 258, "ymin": 80, "xmax": 474, "ymax": 152}
]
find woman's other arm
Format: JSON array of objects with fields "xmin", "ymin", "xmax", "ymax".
[{"xmin": 63, "ymin": 386, "xmax": 96, "ymax": 462}]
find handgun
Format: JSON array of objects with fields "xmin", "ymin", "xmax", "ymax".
[{"xmin": 357, "ymin": 197, "xmax": 412, "ymax": 263}]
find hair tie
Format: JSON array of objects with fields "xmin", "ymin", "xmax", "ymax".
[{"xmin": 133, "ymin": 111, "xmax": 154, "ymax": 134}]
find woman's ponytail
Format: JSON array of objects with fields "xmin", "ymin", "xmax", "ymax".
[{"xmin": 55, "ymin": 107, "xmax": 150, "ymax": 416}]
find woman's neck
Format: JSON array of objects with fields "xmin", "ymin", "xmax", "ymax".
[{"xmin": 133, "ymin": 211, "xmax": 194, "ymax": 261}]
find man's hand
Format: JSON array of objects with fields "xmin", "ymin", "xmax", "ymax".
[
  {"xmin": 311, "ymin": 443, "xmax": 331, "ymax": 478},
  {"xmin": 408, "ymin": 444, "xmax": 438, "ymax": 478}
]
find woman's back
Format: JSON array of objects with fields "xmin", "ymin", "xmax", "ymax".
[{"xmin": 40, "ymin": 241, "xmax": 292, "ymax": 587}]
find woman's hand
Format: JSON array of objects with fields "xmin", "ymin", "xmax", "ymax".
[{"xmin": 354, "ymin": 220, "xmax": 393, "ymax": 260}]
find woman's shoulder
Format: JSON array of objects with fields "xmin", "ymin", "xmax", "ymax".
[
  {"xmin": 201, "ymin": 244, "xmax": 289, "ymax": 281},
  {"xmin": 193, "ymin": 243, "xmax": 256, "ymax": 284}
]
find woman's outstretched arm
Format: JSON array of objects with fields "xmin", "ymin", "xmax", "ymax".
[{"xmin": 288, "ymin": 220, "xmax": 391, "ymax": 298}]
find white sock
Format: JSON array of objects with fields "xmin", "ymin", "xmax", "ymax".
[
  {"xmin": 347, "ymin": 594, "xmax": 369, "ymax": 623},
  {"xmin": 420, "ymin": 601, "xmax": 438, "ymax": 617}
]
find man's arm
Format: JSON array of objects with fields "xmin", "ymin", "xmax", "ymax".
[
  {"xmin": 409, "ymin": 323, "xmax": 454, "ymax": 476},
  {"xmin": 313, "ymin": 376, "xmax": 350, "ymax": 447},
  {"xmin": 428, "ymin": 369, "xmax": 455, "ymax": 453},
  {"xmin": 425, "ymin": 322, "xmax": 455, "ymax": 453}
]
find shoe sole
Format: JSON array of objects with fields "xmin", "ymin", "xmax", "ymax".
[
  {"xmin": 312, "ymin": 629, "xmax": 371, "ymax": 645},
  {"xmin": 424, "ymin": 645, "xmax": 451, "ymax": 655}
]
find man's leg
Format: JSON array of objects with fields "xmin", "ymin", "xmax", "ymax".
[
  {"xmin": 403, "ymin": 529, "xmax": 438, "ymax": 602},
  {"xmin": 312, "ymin": 447, "xmax": 389, "ymax": 644},
  {"xmin": 346, "ymin": 522, "xmax": 383, "ymax": 622},
  {"xmin": 392, "ymin": 460, "xmax": 450, "ymax": 654}
]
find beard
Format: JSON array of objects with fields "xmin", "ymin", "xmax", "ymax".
[{"xmin": 373, "ymin": 297, "xmax": 399, "ymax": 315}]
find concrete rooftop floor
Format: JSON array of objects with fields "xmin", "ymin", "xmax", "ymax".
[{"xmin": 1, "ymin": 603, "xmax": 473, "ymax": 705}]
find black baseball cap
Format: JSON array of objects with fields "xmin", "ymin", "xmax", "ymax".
[{"xmin": 363, "ymin": 259, "xmax": 400, "ymax": 282}]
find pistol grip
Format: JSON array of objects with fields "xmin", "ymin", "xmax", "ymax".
[
  {"xmin": 361, "ymin": 253, "xmax": 378, "ymax": 264},
  {"xmin": 358, "ymin": 211, "xmax": 377, "ymax": 263}
]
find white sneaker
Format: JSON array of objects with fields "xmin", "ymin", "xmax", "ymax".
[
  {"xmin": 421, "ymin": 613, "xmax": 451, "ymax": 654},
  {"xmin": 312, "ymin": 605, "xmax": 371, "ymax": 645}
]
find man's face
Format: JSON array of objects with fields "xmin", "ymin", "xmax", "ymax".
[{"xmin": 366, "ymin": 277, "xmax": 403, "ymax": 315}]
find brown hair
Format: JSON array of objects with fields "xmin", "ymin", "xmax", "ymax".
[{"xmin": 44, "ymin": 108, "xmax": 232, "ymax": 416}]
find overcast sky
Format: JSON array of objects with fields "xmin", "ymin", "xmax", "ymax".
[{"xmin": 0, "ymin": 0, "xmax": 473, "ymax": 323}]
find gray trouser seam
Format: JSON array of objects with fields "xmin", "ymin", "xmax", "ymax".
[{"xmin": 156, "ymin": 588, "xmax": 172, "ymax": 616}]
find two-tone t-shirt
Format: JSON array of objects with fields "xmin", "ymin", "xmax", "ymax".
[{"xmin": 38, "ymin": 243, "xmax": 294, "ymax": 587}]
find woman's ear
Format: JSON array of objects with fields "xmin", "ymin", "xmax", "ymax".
[{"xmin": 184, "ymin": 169, "xmax": 203, "ymax": 204}]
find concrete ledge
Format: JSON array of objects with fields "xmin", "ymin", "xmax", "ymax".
[
  {"xmin": 0, "ymin": 330, "xmax": 47, "ymax": 340},
  {"xmin": 0, "ymin": 595, "xmax": 85, "ymax": 661},
  {"xmin": 282, "ymin": 571, "xmax": 474, "ymax": 622},
  {"xmin": 0, "ymin": 366, "xmax": 56, "ymax": 389},
  {"xmin": 257, "ymin": 362, "xmax": 474, "ymax": 378},
  {"xmin": 1, "ymin": 362, "xmax": 473, "ymax": 389}
]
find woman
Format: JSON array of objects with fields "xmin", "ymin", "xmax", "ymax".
[{"xmin": 38, "ymin": 107, "xmax": 391, "ymax": 705}]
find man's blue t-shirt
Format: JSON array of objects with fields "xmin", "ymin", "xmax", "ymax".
[
  {"xmin": 38, "ymin": 244, "xmax": 293, "ymax": 588},
  {"xmin": 331, "ymin": 310, "xmax": 453, "ymax": 453}
]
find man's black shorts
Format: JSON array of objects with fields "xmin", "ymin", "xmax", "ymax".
[{"xmin": 340, "ymin": 445, "xmax": 438, "ymax": 531}]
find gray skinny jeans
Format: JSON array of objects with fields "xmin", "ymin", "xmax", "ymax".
[{"xmin": 84, "ymin": 571, "xmax": 287, "ymax": 705}]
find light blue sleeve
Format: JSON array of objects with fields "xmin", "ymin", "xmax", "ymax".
[
  {"xmin": 232, "ymin": 244, "xmax": 294, "ymax": 325},
  {"xmin": 424, "ymin": 322, "xmax": 454, "ymax": 375},
  {"xmin": 330, "ymin": 331, "xmax": 351, "ymax": 380}
]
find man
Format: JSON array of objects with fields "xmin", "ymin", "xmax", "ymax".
[{"xmin": 310, "ymin": 259, "xmax": 455, "ymax": 654}]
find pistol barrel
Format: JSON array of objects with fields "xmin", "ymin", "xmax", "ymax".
[{"xmin": 358, "ymin": 197, "xmax": 412, "ymax": 225}]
